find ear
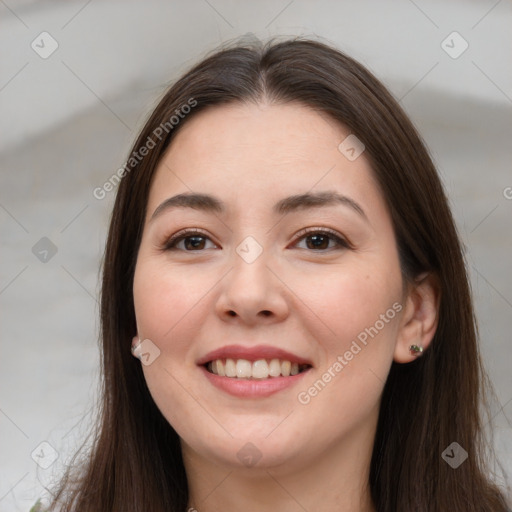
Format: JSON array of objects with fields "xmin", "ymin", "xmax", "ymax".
[
  {"xmin": 394, "ymin": 272, "xmax": 440, "ymax": 363},
  {"xmin": 131, "ymin": 335, "xmax": 142, "ymax": 358}
]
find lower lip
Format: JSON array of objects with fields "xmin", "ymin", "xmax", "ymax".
[{"xmin": 200, "ymin": 365, "xmax": 311, "ymax": 398}]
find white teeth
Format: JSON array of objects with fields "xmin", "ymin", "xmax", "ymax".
[
  {"xmin": 269, "ymin": 358, "xmax": 281, "ymax": 377},
  {"xmin": 224, "ymin": 358, "xmax": 236, "ymax": 377},
  {"xmin": 216, "ymin": 359, "xmax": 225, "ymax": 377},
  {"xmin": 208, "ymin": 358, "xmax": 309, "ymax": 379},
  {"xmin": 236, "ymin": 359, "xmax": 252, "ymax": 378},
  {"xmin": 252, "ymin": 359, "xmax": 269, "ymax": 379}
]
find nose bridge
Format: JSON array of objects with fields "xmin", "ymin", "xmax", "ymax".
[
  {"xmin": 230, "ymin": 234, "xmax": 273, "ymax": 301},
  {"xmin": 216, "ymin": 233, "xmax": 288, "ymax": 322}
]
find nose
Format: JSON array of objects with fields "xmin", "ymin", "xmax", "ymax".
[{"xmin": 215, "ymin": 246, "xmax": 289, "ymax": 326}]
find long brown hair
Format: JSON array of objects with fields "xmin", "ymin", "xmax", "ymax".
[{"xmin": 49, "ymin": 36, "xmax": 510, "ymax": 511}]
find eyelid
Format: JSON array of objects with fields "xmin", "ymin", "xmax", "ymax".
[
  {"xmin": 162, "ymin": 228, "xmax": 218, "ymax": 250},
  {"xmin": 291, "ymin": 226, "xmax": 353, "ymax": 249},
  {"xmin": 162, "ymin": 226, "xmax": 352, "ymax": 251}
]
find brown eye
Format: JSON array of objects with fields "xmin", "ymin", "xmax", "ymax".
[
  {"xmin": 182, "ymin": 235, "xmax": 207, "ymax": 250},
  {"xmin": 163, "ymin": 230, "xmax": 217, "ymax": 251},
  {"xmin": 294, "ymin": 229, "xmax": 350, "ymax": 251},
  {"xmin": 305, "ymin": 233, "xmax": 330, "ymax": 250}
]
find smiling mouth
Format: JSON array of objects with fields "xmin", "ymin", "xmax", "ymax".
[{"xmin": 205, "ymin": 358, "xmax": 312, "ymax": 379}]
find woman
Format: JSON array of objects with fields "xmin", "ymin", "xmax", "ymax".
[{"xmin": 46, "ymin": 37, "xmax": 510, "ymax": 511}]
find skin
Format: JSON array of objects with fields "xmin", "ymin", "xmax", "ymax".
[{"xmin": 132, "ymin": 102, "xmax": 439, "ymax": 512}]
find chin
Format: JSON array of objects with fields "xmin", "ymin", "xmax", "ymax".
[{"xmin": 182, "ymin": 427, "xmax": 312, "ymax": 472}]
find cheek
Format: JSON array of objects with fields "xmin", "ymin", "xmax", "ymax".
[
  {"xmin": 132, "ymin": 259, "xmax": 211, "ymax": 432},
  {"xmin": 289, "ymin": 260, "xmax": 402, "ymax": 351},
  {"xmin": 133, "ymin": 258, "xmax": 209, "ymax": 344},
  {"xmin": 293, "ymin": 258, "xmax": 402, "ymax": 417},
  {"xmin": 292, "ymin": 273, "xmax": 401, "ymax": 445}
]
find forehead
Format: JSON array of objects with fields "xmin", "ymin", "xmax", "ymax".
[
  {"xmin": 163, "ymin": 101, "xmax": 351, "ymax": 172},
  {"xmin": 147, "ymin": 102, "xmax": 383, "ymax": 220}
]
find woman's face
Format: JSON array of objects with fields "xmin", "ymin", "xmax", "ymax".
[{"xmin": 133, "ymin": 102, "xmax": 406, "ymax": 471}]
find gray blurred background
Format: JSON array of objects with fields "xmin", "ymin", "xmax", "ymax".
[{"xmin": 1, "ymin": 0, "xmax": 511, "ymax": 510}]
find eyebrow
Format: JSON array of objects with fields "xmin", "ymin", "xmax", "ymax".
[{"xmin": 149, "ymin": 191, "xmax": 368, "ymax": 223}]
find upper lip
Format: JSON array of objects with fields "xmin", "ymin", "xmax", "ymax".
[{"xmin": 197, "ymin": 344, "xmax": 313, "ymax": 367}]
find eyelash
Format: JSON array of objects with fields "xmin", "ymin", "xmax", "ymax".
[
  {"xmin": 293, "ymin": 227, "xmax": 352, "ymax": 251},
  {"xmin": 162, "ymin": 227, "xmax": 352, "ymax": 252}
]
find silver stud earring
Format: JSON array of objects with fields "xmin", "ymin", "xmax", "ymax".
[{"xmin": 409, "ymin": 344, "xmax": 423, "ymax": 356}]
